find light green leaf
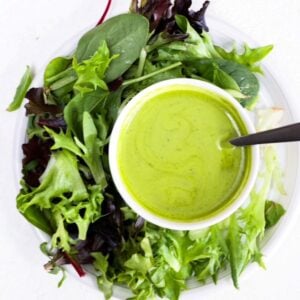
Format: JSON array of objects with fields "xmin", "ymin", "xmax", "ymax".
[
  {"xmin": 227, "ymin": 215, "xmax": 244, "ymax": 288},
  {"xmin": 45, "ymin": 127, "xmax": 82, "ymax": 156},
  {"xmin": 16, "ymin": 150, "xmax": 104, "ymax": 252},
  {"xmin": 7, "ymin": 66, "xmax": 33, "ymax": 111},
  {"xmin": 81, "ymin": 112, "xmax": 107, "ymax": 186},
  {"xmin": 216, "ymin": 44, "xmax": 273, "ymax": 74},
  {"xmin": 92, "ymin": 253, "xmax": 113, "ymax": 300},
  {"xmin": 44, "ymin": 57, "xmax": 72, "ymax": 86},
  {"xmin": 73, "ymin": 41, "xmax": 117, "ymax": 94},
  {"xmin": 125, "ymin": 254, "xmax": 152, "ymax": 275}
]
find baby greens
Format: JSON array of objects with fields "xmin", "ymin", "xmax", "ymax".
[{"xmin": 9, "ymin": 1, "xmax": 286, "ymax": 300}]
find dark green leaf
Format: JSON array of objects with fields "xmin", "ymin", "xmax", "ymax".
[
  {"xmin": 265, "ymin": 200, "xmax": 285, "ymax": 229},
  {"xmin": 75, "ymin": 14, "xmax": 149, "ymax": 82},
  {"xmin": 104, "ymin": 88, "xmax": 123, "ymax": 127},
  {"xmin": 216, "ymin": 59, "xmax": 259, "ymax": 107},
  {"xmin": 194, "ymin": 60, "xmax": 240, "ymax": 91},
  {"xmin": 190, "ymin": 58, "xmax": 259, "ymax": 108}
]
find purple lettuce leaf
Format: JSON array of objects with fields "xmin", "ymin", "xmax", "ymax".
[
  {"xmin": 25, "ymin": 88, "xmax": 62, "ymax": 116},
  {"xmin": 22, "ymin": 136, "xmax": 53, "ymax": 187}
]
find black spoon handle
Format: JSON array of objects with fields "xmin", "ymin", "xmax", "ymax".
[{"xmin": 230, "ymin": 122, "xmax": 300, "ymax": 146}]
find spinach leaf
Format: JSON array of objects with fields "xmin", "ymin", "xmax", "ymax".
[
  {"xmin": 190, "ymin": 58, "xmax": 259, "ymax": 108},
  {"xmin": 104, "ymin": 88, "xmax": 124, "ymax": 128},
  {"xmin": 75, "ymin": 14, "xmax": 149, "ymax": 82},
  {"xmin": 191, "ymin": 59, "xmax": 240, "ymax": 91},
  {"xmin": 7, "ymin": 66, "xmax": 33, "ymax": 111},
  {"xmin": 217, "ymin": 59, "xmax": 259, "ymax": 108},
  {"xmin": 265, "ymin": 200, "xmax": 286, "ymax": 229}
]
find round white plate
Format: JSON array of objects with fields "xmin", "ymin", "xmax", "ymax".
[{"xmin": 14, "ymin": 2, "xmax": 300, "ymax": 299}]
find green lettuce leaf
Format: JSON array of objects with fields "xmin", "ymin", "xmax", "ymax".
[
  {"xmin": 215, "ymin": 44, "xmax": 273, "ymax": 74},
  {"xmin": 92, "ymin": 253, "xmax": 114, "ymax": 300},
  {"xmin": 46, "ymin": 111, "xmax": 107, "ymax": 186},
  {"xmin": 73, "ymin": 41, "xmax": 117, "ymax": 94},
  {"xmin": 64, "ymin": 88, "xmax": 108, "ymax": 141},
  {"xmin": 17, "ymin": 150, "xmax": 104, "ymax": 252}
]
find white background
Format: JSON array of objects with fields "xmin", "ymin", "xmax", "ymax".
[{"xmin": 1, "ymin": 0, "xmax": 300, "ymax": 299}]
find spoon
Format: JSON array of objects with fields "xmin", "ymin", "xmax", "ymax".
[{"xmin": 230, "ymin": 122, "xmax": 300, "ymax": 146}]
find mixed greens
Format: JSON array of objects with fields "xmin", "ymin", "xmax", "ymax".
[{"xmin": 9, "ymin": 1, "xmax": 286, "ymax": 299}]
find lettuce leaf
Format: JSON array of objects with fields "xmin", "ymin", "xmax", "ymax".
[
  {"xmin": 73, "ymin": 41, "xmax": 117, "ymax": 94},
  {"xmin": 17, "ymin": 150, "xmax": 104, "ymax": 252},
  {"xmin": 7, "ymin": 66, "xmax": 33, "ymax": 111},
  {"xmin": 46, "ymin": 111, "xmax": 107, "ymax": 186},
  {"xmin": 215, "ymin": 44, "xmax": 273, "ymax": 74},
  {"xmin": 92, "ymin": 253, "xmax": 114, "ymax": 300}
]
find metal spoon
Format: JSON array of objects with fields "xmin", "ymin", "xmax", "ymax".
[{"xmin": 230, "ymin": 122, "xmax": 300, "ymax": 146}]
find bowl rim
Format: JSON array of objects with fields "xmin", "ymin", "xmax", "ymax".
[{"xmin": 109, "ymin": 78, "xmax": 260, "ymax": 230}]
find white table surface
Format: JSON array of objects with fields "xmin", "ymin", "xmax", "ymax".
[{"xmin": 1, "ymin": 1, "xmax": 300, "ymax": 299}]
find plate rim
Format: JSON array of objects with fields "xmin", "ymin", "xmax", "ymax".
[{"xmin": 12, "ymin": 10, "xmax": 300, "ymax": 300}]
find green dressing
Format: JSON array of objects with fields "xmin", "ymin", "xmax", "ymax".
[{"xmin": 117, "ymin": 85, "xmax": 251, "ymax": 222}]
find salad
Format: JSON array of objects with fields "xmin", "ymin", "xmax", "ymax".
[{"xmin": 8, "ymin": 1, "xmax": 286, "ymax": 299}]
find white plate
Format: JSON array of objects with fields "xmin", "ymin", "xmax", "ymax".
[{"xmin": 13, "ymin": 3, "xmax": 300, "ymax": 300}]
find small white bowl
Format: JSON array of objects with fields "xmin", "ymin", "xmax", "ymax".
[{"xmin": 109, "ymin": 78, "xmax": 259, "ymax": 230}]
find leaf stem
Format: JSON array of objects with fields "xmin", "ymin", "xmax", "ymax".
[
  {"xmin": 122, "ymin": 62, "xmax": 182, "ymax": 87},
  {"xmin": 47, "ymin": 67, "xmax": 74, "ymax": 85},
  {"xmin": 135, "ymin": 48, "xmax": 147, "ymax": 78}
]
